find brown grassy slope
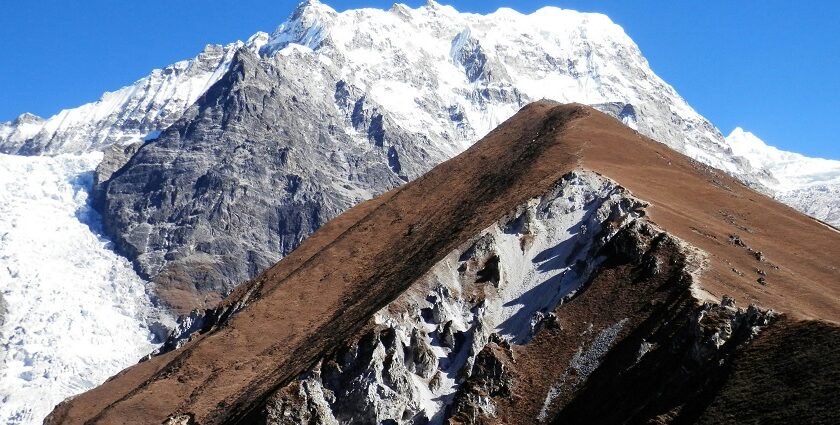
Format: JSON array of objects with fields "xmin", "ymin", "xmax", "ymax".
[
  {"xmin": 569, "ymin": 112, "xmax": 839, "ymax": 322},
  {"xmin": 47, "ymin": 102, "xmax": 839, "ymax": 424}
]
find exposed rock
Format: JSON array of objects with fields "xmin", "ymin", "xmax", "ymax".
[
  {"xmin": 261, "ymin": 169, "xmax": 646, "ymax": 424},
  {"xmin": 96, "ymin": 49, "xmax": 418, "ymax": 310},
  {"xmin": 265, "ymin": 370, "xmax": 339, "ymax": 425},
  {"xmin": 0, "ymin": 43, "xmax": 250, "ymax": 155},
  {"xmin": 448, "ymin": 342, "xmax": 514, "ymax": 424},
  {"xmin": 0, "ymin": 292, "xmax": 6, "ymax": 329}
]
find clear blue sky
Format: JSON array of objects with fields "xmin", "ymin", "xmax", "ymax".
[{"xmin": 1, "ymin": 1, "xmax": 837, "ymax": 158}]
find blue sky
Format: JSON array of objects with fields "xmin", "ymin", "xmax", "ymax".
[{"xmin": 0, "ymin": 1, "xmax": 837, "ymax": 158}]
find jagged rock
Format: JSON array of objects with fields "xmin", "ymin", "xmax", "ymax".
[
  {"xmin": 405, "ymin": 329, "xmax": 437, "ymax": 379},
  {"xmin": 448, "ymin": 342, "xmax": 514, "ymax": 424},
  {"xmin": 96, "ymin": 48, "xmax": 418, "ymax": 309},
  {"xmin": 265, "ymin": 371, "xmax": 339, "ymax": 425}
]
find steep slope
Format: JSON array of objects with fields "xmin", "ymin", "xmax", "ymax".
[
  {"xmin": 46, "ymin": 103, "xmax": 840, "ymax": 424},
  {"xmin": 726, "ymin": 128, "xmax": 840, "ymax": 225},
  {"xmin": 0, "ymin": 153, "xmax": 171, "ymax": 424},
  {"xmin": 0, "ymin": 38, "xmax": 266, "ymax": 155},
  {"xmin": 94, "ymin": 1, "xmax": 837, "ymax": 309}
]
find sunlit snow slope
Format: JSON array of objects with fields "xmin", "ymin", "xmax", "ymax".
[
  {"xmin": 0, "ymin": 154, "xmax": 169, "ymax": 425},
  {"xmin": 726, "ymin": 128, "xmax": 840, "ymax": 226},
  {"xmin": 1, "ymin": 0, "xmax": 838, "ymax": 227},
  {"xmin": 0, "ymin": 41, "xmax": 254, "ymax": 155}
]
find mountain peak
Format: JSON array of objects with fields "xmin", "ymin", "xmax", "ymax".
[
  {"xmin": 13, "ymin": 112, "xmax": 44, "ymax": 124},
  {"xmin": 291, "ymin": 0, "xmax": 335, "ymax": 19},
  {"xmin": 264, "ymin": 0, "xmax": 336, "ymax": 53}
]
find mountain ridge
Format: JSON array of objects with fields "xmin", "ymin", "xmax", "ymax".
[
  {"xmin": 46, "ymin": 102, "xmax": 840, "ymax": 423},
  {"xmin": 84, "ymin": 1, "xmax": 840, "ymax": 311}
]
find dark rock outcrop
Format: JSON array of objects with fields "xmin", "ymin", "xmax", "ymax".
[{"xmin": 95, "ymin": 48, "xmax": 448, "ymax": 310}]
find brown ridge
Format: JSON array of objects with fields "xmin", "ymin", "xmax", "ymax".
[{"xmin": 47, "ymin": 102, "xmax": 840, "ymax": 424}]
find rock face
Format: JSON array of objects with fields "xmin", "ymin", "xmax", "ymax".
[
  {"xmin": 94, "ymin": 48, "xmax": 426, "ymax": 310},
  {"xmin": 262, "ymin": 170, "xmax": 646, "ymax": 423},
  {"xmin": 0, "ymin": 41, "xmax": 258, "ymax": 155},
  {"xmin": 90, "ymin": 1, "xmax": 796, "ymax": 307},
  {"xmin": 261, "ymin": 218, "xmax": 779, "ymax": 425},
  {"xmin": 45, "ymin": 103, "xmax": 840, "ymax": 424}
]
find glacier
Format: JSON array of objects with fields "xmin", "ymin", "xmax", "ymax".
[{"xmin": 0, "ymin": 153, "xmax": 171, "ymax": 424}]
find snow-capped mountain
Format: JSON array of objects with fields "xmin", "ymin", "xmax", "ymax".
[
  {"xmin": 726, "ymin": 128, "xmax": 840, "ymax": 226},
  {"xmin": 2, "ymin": 1, "xmax": 836, "ymax": 226},
  {"xmin": 90, "ymin": 0, "xmax": 840, "ymax": 301},
  {"xmin": 0, "ymin": 38, "xmax": 268, "ymax": 156},
  {"xmin": 726, "ymin": 128, "xmax": 840, "ymax": 191},
  {"xmin": 1, "ymin": 1, "xmax": 838, "ymax": 423}
]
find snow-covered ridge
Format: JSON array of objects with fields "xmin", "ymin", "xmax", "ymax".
[
  {"xmin": 2, "ymin": 0, "xmax": 838, "ymax": 225},
  {"xmin": 0, "ymin": 153, "xmax": 172, "ymax": 424},
  {"xmin": 726, "ymin": 127, "xmax": 840, "ymax": 192},
  {"xmin": 0, "ymin": 40, "xmax": 262, "ymax": 155},
  {"xmin": 254, "ymin": 0, "xmax": 837, "ymax": 225},
  {"xmin": 726, "ymin": 128, "xmax": 840, "ymax": 227},
  {"xmin": 259, "ymin": 0, "xmax": 834, "ymax": 196}
]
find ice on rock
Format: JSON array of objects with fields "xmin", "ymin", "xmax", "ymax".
[
  {"xmin": 726, "ymin": 128, "xmax": 840, "ymax": 191},
  {"xmin": 725, "ymin": 128, "xmax": 840, "ymax": 227},
  {"xmin": 0, "ymin": 153, "xmax": 170, "ymax": 425},
  {"xmin": 2, "ymin": 1, "xmax": 837, "ymax": 225}
]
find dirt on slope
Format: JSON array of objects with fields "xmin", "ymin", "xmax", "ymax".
[{"xmin": 46, "ymin": 102, "xmax": 840, "ymax": 424}]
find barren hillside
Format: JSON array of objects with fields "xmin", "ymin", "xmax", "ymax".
[{"xmin": 47, "ymin": 102, "xmax": 840, "ymax": 424}]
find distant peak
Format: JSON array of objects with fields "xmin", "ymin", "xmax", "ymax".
[
  {"xmin": 292, "ymin": 0, "xmax": 333, "ymax": 16},
  {"xmin": 288, "ymin": 0, "xmax": 336, "ymax": 23},
  {"xmin": 246, "ymin": 31, "xmax": 270, "ymax": 52},
  {"xmin": 14, "ymin": 112, "xmax": 44, "ymax": 124},
  {"xmin": 421, "ymin": 0, "xmax": 460, "ymax": 16},
  {"xmin": 726, "ymin": 127, "xmax": 763, "ymax": 145},
  {"xmin": 263, "ymin": 0, "xmax": 336, "ymax": 56},
  {"xmin": 727, "ymin": 127, "xmax": 748, "ymax": 137}
]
